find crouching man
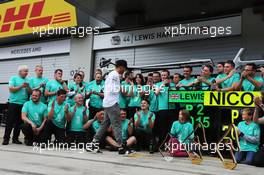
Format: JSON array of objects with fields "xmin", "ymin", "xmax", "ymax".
[
  {"xmin": 235, "ymin": 108, "xmax": 260, "ymax": 165},
  {"xmin": 21, "ymin": 89, "xmax": 47, "ymax": 146}
]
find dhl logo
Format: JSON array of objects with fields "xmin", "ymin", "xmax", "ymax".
[{"xmin": 0, "ymin": 0, "xmax": 77, "ymax": 38}]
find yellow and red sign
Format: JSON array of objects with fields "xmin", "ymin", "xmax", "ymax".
[{"xmin": 0, "ymin": 0, "xmax": 77, "ymax": 38}]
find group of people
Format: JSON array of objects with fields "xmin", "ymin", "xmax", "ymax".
[{"xmin": 2, "ymin": 59, "xmax": 264, "ymax": 166}]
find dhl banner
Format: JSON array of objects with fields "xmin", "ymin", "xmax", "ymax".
[
  {"xmin": 169, "ymin": 90, "xmax": 261, "ymax": 107},
  {"xmin": 0, "ymin": 0, "xmax": 77, "ymax": 38}
]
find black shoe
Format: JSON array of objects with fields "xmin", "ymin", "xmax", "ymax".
[
  {"xmin": 12, "ymin": 140, "xmax": 22, "ymax": 144},
  {"xmin": 2, "ymin": 140, "xmax": 9, "ymax": 145},
  {"xmin": 118, "ymin": 142, "xmax": 131, "ymax": 155}
]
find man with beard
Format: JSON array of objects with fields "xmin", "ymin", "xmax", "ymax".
[{"xmin": 21, "ymin": 89, "xmax": 47, "ymax": 146}]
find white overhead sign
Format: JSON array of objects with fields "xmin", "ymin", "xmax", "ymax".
[
  {"xmin": 93, "ymin": 16, "xmax": 241, "ymax": 50},
  {"xmin": 0, "ymin": 39, "xmax": 70, "ymax": 60}
]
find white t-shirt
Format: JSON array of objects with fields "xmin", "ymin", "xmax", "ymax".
[{"xmin": 103, "ymin": 70, "xmax": 120, "ymax": 107}]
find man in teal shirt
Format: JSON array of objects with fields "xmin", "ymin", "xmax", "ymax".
[
  {"xmin": 45, "ymin": 69, "xmax": 68, "ymax": 103},
  {"xmin": 43, "ymin": 89, "xmax": 69, "ymax": 144},
  {"xmin": 187, "ymin": 65, "xmax": 215, "ymax": 90},
  {"xmin": 235, "ymin": 108, "xmax": 260, "ymax": 165},
  {"xmin": 67, "ymin": 94, "xmax": 89, "ymax": 146},
  {"xmin": 216, "ymin": 60, "xmax": 240, "ymax": 91},
  {"xmin": 234, "ymin": 63, "xmax": 263, "ymax": 91},
  {"xmin": 30, "ymin": 65, "xmax": 49, "ymax": 104},
  {"xmin": 177, "ymin": 66, "xmax": 196, "ymax": 90},
  {"xmin": 87, "ymin": 72, "xmax": 104, "ymax": 119},
  {"xmin": 3, "ymin": 65, "xmax": 32, "ymax": 145},
  {"xmin": 21, "ymin": 89, "xmax": 47, "ymax": 146},
  {"xmin": 155, "ymin": 70, "xmax": 176, "ymax": 146}
]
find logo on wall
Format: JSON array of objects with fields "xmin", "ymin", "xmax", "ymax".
[
  {"xmin": 111, "ymin": 35, "xmax": 121, "ymax": 45},
  {"xmin": 0, "ymin": 0, "xmax": 77, "ymax": 38}
]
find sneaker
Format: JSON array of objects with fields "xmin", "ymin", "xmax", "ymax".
[
  {"xmin": 12, "ymin": 139, "xmax": 22, "ymax": 144},
  {"xmin": 2, "ymin": 140, "xmax": 9, "ymax": 145},
  {"xmin": 118, "ymin": 142, "xmax": 131, "ymax": 155}
]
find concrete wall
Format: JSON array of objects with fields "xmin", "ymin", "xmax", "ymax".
[
  {"xmin": 242, "ymin": 8, "xmax": 264, "ymax": 60},
  {"xmin": 69, "ymin": 35, "xmax": 94, "ymax": 83}
]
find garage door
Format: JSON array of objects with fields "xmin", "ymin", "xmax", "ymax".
[{"xmin": 0, "ymin": 54, "xmax": 70, "ymax": 103}]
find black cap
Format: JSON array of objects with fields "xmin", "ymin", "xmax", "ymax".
[{"xmin": 115, "ymin": 59, "xmax": 127, "ymax": 69}]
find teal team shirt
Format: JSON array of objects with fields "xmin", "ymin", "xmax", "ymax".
[
  {"xmin": 46, "ymin": 80, "xmax": 64, "ymax": 102},
  {"xmin": 238, "ymin": 121, "xmax": 260, "ymax": 152},
  {"xmin": 22, "ymin": 100, "xmax": 47, "ymax": 127},
  {"xmin": 121, "ymin": 119, "xmax": 129, "ymax": 142},
  {"xmin": 170, "ymin": 121, "xmax": 194, "ymax": 144},
  {"xmin": 194, "ymin": 76, "xmax": 215, "ymax": 90},
  {"xmin": 242, "ymin": 76, "xmax": 263, "ymax": 91},
  {"xmin": 128, "ymin": 85, "xmax": 142, "ymax": 107},
  {"xmin": 92, "ymin": 120, "xmax": 101, "ymax": 133},
  {"xmin": 179, "ymin": 77, "xmax": 196, "ymax": 90},
  {"xmin": 48, "ymin": 100, "xmax": 67, "ymax": 129},
  {"xmin": 69, "ymin": 105, "xmax": 89, "ymax": 132},
  {"xmin": 67, "ymin": 82, "xmax": 86, "ymax": 106},
  {"xmin": 216, "ymin": 73, "xmax": 240, "ymax": 89},
  {"xmin": 119, "ymin": 81, "xmax": 131, "ymax": 109},
  {"xmin": 29, "ymin": 77, "xmax": 49, "ymax": 103},
  {"xmin": 143, "ymin": 85, "xmax": 158, "ymax": 112},
  {"xmin": 155, "ymin": 82, "xmax": 175, "ymax": 110},
  {"xmin": 87, "ymin": 80, "xmax": 104, "ymax": 108},
  {"xmin": 134, "ymin": 110, "xmax": 155, "ymax": 133},
  {"xmin": 9, "ymin": 76, "xmax": 30, "ymax": 105}
]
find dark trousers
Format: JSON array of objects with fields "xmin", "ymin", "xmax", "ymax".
[
  {"xmin": 253, "ymin": 150, "xmax": 264, "ymax": 167},
  {"xmin": 67, "ymin": 131, "xmax": 86, "ymax": 146},
  {"xmin": 154, "ymin": 109, "xmax": 178, "ymax": 146},
  {"xmin": 135, "ymin": 129, "xmax": 154, "ymax": 150},
  {"xmin": 3, "ymin": 103, "xmax": 23, "ymax": 141},
  {"xmin": 42, "ymin": 120, "xmax": 65, "ymax": 143},
  {"xmin": 21, "ymin": 123, "xmax": 44, "ymax": 143},
  {"xmin": 235, "ymin": 151, "xmax": 256, "ymax": 165}
]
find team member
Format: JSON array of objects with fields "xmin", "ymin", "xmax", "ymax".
[
  {"xmin": 78, "ymin": 70, "xmax": 90, "ymax": 90},
  {"xmin": 87, "ymin": 72, "xmax": 104, "ymax": 119},
  {"xmin": 67, "ymin": 73, "xmax": 86, "ymax": 107},
  {"xmin": 119, "ymin": 71, "xmax": 131, "ymax": 110},
  {"xmin": 91, "ymin": 60, "xmax": 128, "ymax": 154},
  {"xmin": 43, "ymin": 89, "xmax": 69, "ymax": 144},
  {"xmin": 234, "ymin": 63, "xmax": 263, "ymax": 91},
  {"xmin": 253, "ymin": 92, "xmax": 264, "ymax": 167},
  {"xmin": 216, "ymin": 62, "xmax": 225, "ymax": 75},
  {"xmin": 260, "ymin": 66, "xmax": 264, "ymax": 91},
  {"xmin": 3, "ymin": 65, "xmax": 32, "ymax": 145},
  {"xmin": 177, "ymin": 66, "xmax": 195, "ymax": 90},
  {"xmin": 45, "ymin": 69, "xmax": 68, "ymax": 103},
  {"xmin": 155, "ymin": 70, "xmax": 176, "ymax": 146},
  {"xmin": 21, "ymin": 90, "xmax": 47, "ymax": 146},
  {"xmin": 215, "ymin": 60, "xmax": 240, "ymax": 91},
  {"xmin": 133, "ymin": 99, "xmax": 156, "ymax": 153},
  {"xmin": 152, "ymin": 72, "xmax": 161, "ymax": 84},
  {"xmin": 172, "ymin": 73, "xmax": 181, "ymax": 89},
  {"xmin": 235, "ymin": 108, "xmax": 260, "ymax": 165},
  {"xmin": 146, "ymin": 73, "xmax": 153, "ymax": 83},
  {"xmin": 143, "ymin": 79, "xmax": 158, "ymax": 113},
  {"xmin": 127, "ymin": 73, "xmax": 145, "ymax": 119},
  {"xmin": 30, "ymin": 65, "xmax": 49, "ymax": 104},
  {"xmin": 169, "ymin": 109, "xmax": 194, "ymax": 157},
  {"xmin": 188, "ymin": 65, "xmax": 215, "ymax": 90},
  {"xmin": 67, "ymin": 94, "xmax": 89, "ymax": 146},
  {"xmin": 106, "ymin": 109, "xmax": 136, "ymax": 150}
]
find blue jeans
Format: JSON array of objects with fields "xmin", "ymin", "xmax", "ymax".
[{"xmin": 235, "ymin": 151, "xmax": 256, "ymax": 165}]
